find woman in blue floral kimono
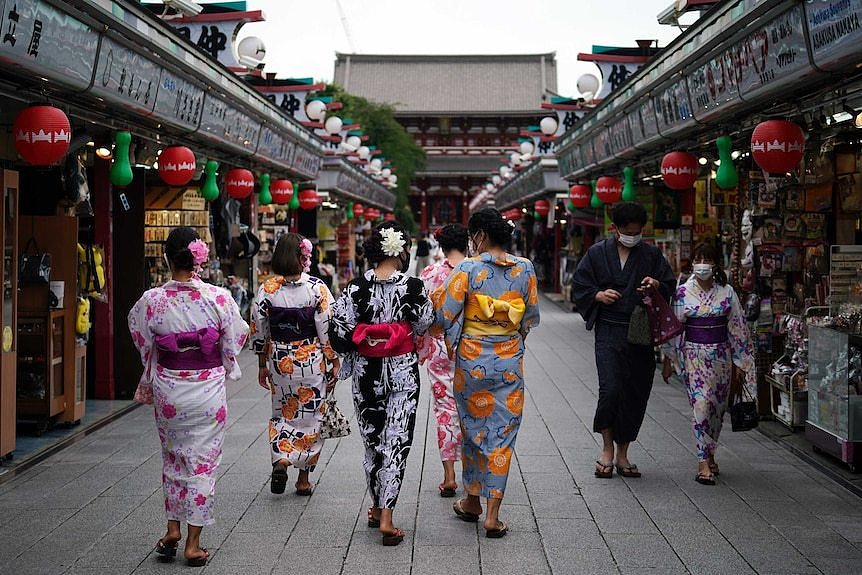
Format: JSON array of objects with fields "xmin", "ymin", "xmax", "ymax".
[
  {"xmin": 436, "ymin": 208, "xmax": 540, "ymax": 539},
  {"xmin": 662, "ymin": 243, "xmax": 754, "ymax": 485}
]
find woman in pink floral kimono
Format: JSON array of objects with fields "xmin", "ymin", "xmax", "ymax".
[
  {"xmin": 417, "ymin": 224, "xmax": 468, "ymax": 497},
  {"xmin": 128, "ymin": 227, "xmax": 249, "ymax": 567}
]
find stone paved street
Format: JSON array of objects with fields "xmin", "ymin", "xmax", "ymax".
[{"xmin": 1, "ymin": 297, "xmax": 862, "ymax": 574}]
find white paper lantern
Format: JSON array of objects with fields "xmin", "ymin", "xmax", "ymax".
[
  {"xmin": 485, "ymin": 183, "xmax": 494, "ymax": 192},
  {"xmin": 370, "ymin": 158, "xmax": 383, "ymax": 171},
  {"xmin": 237, "ymin": 36, "xmax": 266, "ymax": 68},
  {"xmin": 357, "ymin": 146, "xmax": 370, "ymax": 160},
  {"xmin": 577, "ymin": 74, "xmax": 600, "ymax": 98},
  {"xmin": 519, "ymin": 141, "xmax": 535, "ymax": 155},
  {"xmin": 540, "ymin": 116, "xmax": 558, "ymax": 136},
  {"xmin": 499, "ymin": 165, "xmax": 511, "ymax": 177},
  {"xmin": 324, "ymin": 116, "xmax": 343, "ymax": 135},
  {"xmin": 388, "ymin": 174, "xmax": 398, "ymax": 185},
  {"xmin": 492, "ymin": 175, "xmax": 502, "ymax": 185},
  {"xmin": 305, "ymin": 99, "xmax": 327, "ymax": 121},
  {"xmin": 509, "ymin": 152, "xmax": 521, "ymax": 166},
  {"xmin": 346, "ymin": 135, "xmax": 362, "ymax": 149}
]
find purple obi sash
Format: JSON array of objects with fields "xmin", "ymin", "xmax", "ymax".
[
  {"xmin": 156, "ymin": 327, "xmax": 221, "ymax": 370},
  {"xmin": 684, "ymin": 316, "xmax": 729, "ymax": 345},
  {"xmin": 269, "ymin": 305, "xmax": 317, "ymax": 342}
]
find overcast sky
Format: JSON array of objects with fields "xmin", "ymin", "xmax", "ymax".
[{"xmin": 238, "ymin": 0, "xmax": 689, "ymax": 98}]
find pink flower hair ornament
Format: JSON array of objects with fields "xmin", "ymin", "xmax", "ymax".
[
  {"xmin": 188, "ymin": 239, "xmax": 209, "ymax": 267},
  {"xmin": 300, "ymin": 238, "xmax": 313, "ymax": 273}
]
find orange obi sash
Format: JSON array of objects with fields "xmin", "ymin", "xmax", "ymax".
[{"xmin": 463, "ymin": 294, "xmax": 525, "ymax": 336}]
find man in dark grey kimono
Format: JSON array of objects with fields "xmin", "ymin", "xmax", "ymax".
[{"xmin": 571, "ymin": 202, "xmax": 675, "ymax": 479}]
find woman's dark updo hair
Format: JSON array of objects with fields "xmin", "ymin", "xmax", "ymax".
[
  {"xmin": 691, "ymin": 241, "xmax": 727, "ymax": 286},
  {"xmin": 435, "ymin": 224, "xmax": 468, "ymax": 255},
  {"xmin": 272, "ymin": 232, "xmax": 305, "ymax": 276},
  {"xmin": 363, "ymin": 221, "xmax": 412, "ymax": 267},
  {"xmin": 165, "ymin": 226, "xmax": 200, "ymax": 271},
  {"xmin": 468, "ymin": 207, "xmax": 512, "ymax": 249}
]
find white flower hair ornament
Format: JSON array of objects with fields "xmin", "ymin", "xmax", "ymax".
[{"xmin": 379, "ymin": 227, "xmax": 406, "ymax": 257}]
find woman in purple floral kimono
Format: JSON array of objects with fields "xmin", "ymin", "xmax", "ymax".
[
  {"xmin": 129, "ymin": 227, "xmax": 249, "ymax": 566},
  {"xmin": 662, "ymin": 243, "xmax": 754, "ymax": 485}
]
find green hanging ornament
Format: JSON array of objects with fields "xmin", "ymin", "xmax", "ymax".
[
  {"xmin": 109, "ymin": 131, "xmax": 133, "ymax": 187},
  {"xmin": 258, "ymin": 173, "xmax": 272, "ymax": 205},
  {"xmin": 622, "ymin": 166, "xmax": 636, "ymax": 201},
  {"xmin": 346, "ymin": 201, "xmax": 354, "ymax": 220},
  {"xmin": 715, "ymin": 135, "xmax": 738, "ymax": 189},
  {"xmin": 288, "ymin": 187, "xmax": 300, "ymax": 210},
  {"xmin": 201, "ymin": 160, "xmax": 220, "ymax": 201},
  {"xmin": 533, "ymin": 211, "xmax": 541, "ymax": 220},
  {"xmin": 589, "ymin": 179, "xmax": 602, "ymax": 208},
  {"xmin": 567, "ymin": 200, "xmax": 576, "ymax": 213}
]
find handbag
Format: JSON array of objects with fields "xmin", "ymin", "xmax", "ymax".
[
  {"xmin": 642, "ymin": 284, "xmax": 683, "ymax": 345},
  {"xmin": 627, "ymin": 303, "xmax": 653, "ymax": 346},
  {"xmin": 729, "ymin": 373, "xmax": 759, "ymax": 432},
  {"xmin": 319, "ymin": 395, "xmax": 351, "ymax": 439},
  {"xmin": 19, "ymin": 237, "xmax": 52, "ymax": 285}
]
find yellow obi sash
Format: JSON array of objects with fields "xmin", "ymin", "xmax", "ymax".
[{"xmin": 462, "ymin": 294, "xmax": 525, "ymax": 336}]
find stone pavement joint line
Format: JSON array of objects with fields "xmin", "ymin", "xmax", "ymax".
[{"xmin": 0, "ymin": 298, "xmax": 861, "ymax": 574}]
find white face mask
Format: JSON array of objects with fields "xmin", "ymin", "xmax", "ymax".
[
  {"xmin": 692, "ymin": 263, "xmax": 714, "ymax": 280},
  {"xmin": 618, "ymin": 233, "xmax": 641, "ymax": 248}
]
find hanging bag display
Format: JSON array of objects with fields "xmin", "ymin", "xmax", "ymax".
[{"xmin": 19, "ymin": 236, "xmax": 52, "ymax": 285}]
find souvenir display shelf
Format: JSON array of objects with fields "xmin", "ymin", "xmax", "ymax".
[
  {"xmin": 144, "ymin": 188, "xmax": 210, "ymax": 288},
  {"xmin": 257, "ymin": 205, "xmax": 291, "ymax": 281},
  {"xmin": 16, "ymin": 311, "xmax": 66, "ymax": 428},
  {"xmin": 805, "ymin": 325, "xmax": 862, "ymax": 472}
]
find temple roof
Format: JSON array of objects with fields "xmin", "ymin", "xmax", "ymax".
[{"xmin": 333, "ymin": 53, "xmax": 557, "ymax": 115}]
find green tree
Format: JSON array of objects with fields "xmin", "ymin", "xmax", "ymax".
[{"xmin": 321, "ymin": 84, "xmax": 425, "ymax": 233}]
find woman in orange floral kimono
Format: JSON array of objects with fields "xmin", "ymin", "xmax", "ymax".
[
  {"xmin": 250, "ymin": 233, "xmax": 338, "ymax": 496},
  {"xmin": 436, "ymin": 208, "xmax": 540, "ymax": 539}
]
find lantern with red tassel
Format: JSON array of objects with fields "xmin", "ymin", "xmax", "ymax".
[
  {"xmin": 534, "ymin": 199, "xmax": 550, "ymax": 217},
  {"xmin": 299, "ymin": 188, "xmax": 319, "ymax": 210},
  {"xmin": 569, "ymin": 184, "xmax": 591, "ymax": 209},
  {"xmin": 596, "ymin": 176, "xmax": 622, "ymax": 205},
  {"xmin": 661, "ymin": 152, "xmax": 699, "ymax": 190},
  {"xmin": 751, "ymin": 119, "xmax": 805, "ymax": 174},
  {"xmin": 158, "ymin": 146, "xmax": 196, "ymax": 186},
  {"xmin": 13, "ymin": 105, "xmax": 71, "ymax": 166},
  {"xmin": 226, "ymin": 168, "xmax": 254, "ymax": 199},
  {"xmin": 353, "ymin": 203, "xmax": 364, "ymax": 219},
  {"xmin": 270, "ymin": 179, "xmax": 294, "ymax": 205}
]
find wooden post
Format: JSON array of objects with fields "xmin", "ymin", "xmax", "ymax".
[{"xmin": 93, "ymin": 155, "xmax": 115, "ymax": 399}]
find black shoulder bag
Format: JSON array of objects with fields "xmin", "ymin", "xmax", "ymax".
[{"xmin": 19, "ymin": 236, "xmax": 52, "ymax": 285}]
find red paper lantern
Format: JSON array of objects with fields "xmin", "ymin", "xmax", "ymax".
[
  {"xmin": 660, "ymin": 151, "xmax": 699, "ymax": 190},
  {"xmin": 569, "ymin": 184, "xmax": 592, "ymax": 209},
  {"xmin": 363, "ymin": 208, "xmax": 375, "ymax": 222},
  {"xmin": 534, "ymin": 199, "xmax": 550, "ymax": 217},
  {"xmin": 353, "ymin": 203, "xmax": 364, "ymax": 219},
  {"xmin": 751, "ymin": 120, "xmax": 805, "ymax": 174},
  {"xmin": 384, "ymin": 212, "xmax": 396, "ymax": 221},
  {"xmin": 225, "ymin": 168, "xmax": 254, "ymax": 199},
  {"xmin": 508, "ymin": 209, "xmax": 523, "ymax": 221},
  {"xmin": 299, "ymin": 188, "xmax": 319, "ymax": 210},
  {"xmin": 158, "ymin": 146, "xmax": 196, "ymax": 186},
  {"xmin": 596, "ymin": 176, "xmax": 622, "ymax": 204},
  {"xmin": 270, "ymin": 179, "xmax": 294, "ymax": 205},
  {"xmin": 13, "ymin": 105, "xmax": 71, "ymax": 166}
]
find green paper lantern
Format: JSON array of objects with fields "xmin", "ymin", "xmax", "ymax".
[
  {"xmin": 109, "ymin": 131, "xmax": 133, "ymax": 187},
  {"xmin": 622, "ymin": 166, "xmax": 636, "ymax": 201},
  {"xmin": 346, "ymin": 201, "xmax": 354, "ymax": 220},
  {"xmin": 258, "ymin": 173, "xmax": 272, "ymax": 205},
  {"xmin": 288, "ymin": 188, "xmax": 300, "ymax": 210},
  {"xmin": 715, "ymin": 136, "xmax": 738, "ymax": 190},
  {"xmin": 567, "ymin": 200, "xmax": 576, "ymax": 213},
  {"xmin": 201, "ymin": 160, "xmax": 220, "ymax": 201},
  {"xmin": 589, "ymin": 179, "xmax": 602, "ymax": 208}
]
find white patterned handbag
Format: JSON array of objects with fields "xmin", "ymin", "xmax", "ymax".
[{"xmin": 319, "ymin": 395, "xmax": 351, "ymax": 439}]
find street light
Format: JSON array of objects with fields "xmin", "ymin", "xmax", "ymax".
[
  {"xmin": 577, "ymin": 74, "xmax": 600, "ymax": 102},
  {"xmin": 519, "ymin": 141, "xmax": 534, "ymax": 156},
  {"xmin": 540, "ymin": 117, "xmax": 558, "ymax": 136},
  {"xmin": 306, "ymin": 99, "xmax": 327, "ymax": 122},
  {"xmin": 357, "ymin": 146, "xmax": 370, "ymax": 160},
  {"xmin": 324, "ymin": 116, "xmax": 343, "ymax": 135}
]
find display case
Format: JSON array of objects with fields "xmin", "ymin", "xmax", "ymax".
[
  {"xmin": 17, "ymin": 311, "xmax": 67, "ymax": 432},
  {"xmin": 805, "ymin": 325, "xmax": 862, "ymax": 471}
]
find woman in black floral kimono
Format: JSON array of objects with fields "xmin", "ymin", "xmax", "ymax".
[{"xmin": 330, "ymin": 221, "xmax": 434, "ymax": 546}]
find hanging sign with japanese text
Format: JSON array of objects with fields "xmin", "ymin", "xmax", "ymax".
[
  {"xmin": 92, "ymin": 35, "xmax": 161, "ymax": 115},
  {"xmin": 0, "ymin": 0, "xmax": 98, "ymax": 91},
  {"xmin": 198, "ymin": 93, "xmax": 260, "ymax": 155},
  {"xmin": 153, "ymin": 69, "xmax": 204, "ymax": 131},
  {"xmin": 804, "ymin": 0, "xmax": 862, "ymax": 71},
  {"xmin": 639, "ymin": 99, "xmax": 661, "ymax": 143},
  {"xmin": 687, "ymin": 46, "xmax": 741, "ymax": 122},
  {"xmin": 654, "ymin": 79, "xmax": 696, "ymax": 136},
  {"xmin": 166, "ymin": 12, "xmax": 265, "ymax": 69},
  {"xmin": 594, "ymin": 62, "xmax": 644, "ymax": 100}
]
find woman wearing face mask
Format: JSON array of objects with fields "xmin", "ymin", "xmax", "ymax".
[
  {"xmin": 661, "ymin": 243, "xmax": 755, "ymax": 485},
  {"xmin": 572, "ymin": 202, "xmax": 675, "ymax": 479},
  {"xmin": 328, "ymin": 221, "xmax": 434, "ymax": 546},
  {"xmin": 436, "ymin": 208, "xmax": 540, "ymax": 538}
]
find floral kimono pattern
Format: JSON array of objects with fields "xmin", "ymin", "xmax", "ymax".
[
  {"xmin": 417, "ymin": 260, "xmax": 462, "ymax": 462},
  {"xmin": 329, "ymin": 270, "xmax": 434, "ymax": 509},
  {"xmin": 128, "ymin": 277, "xmax": 249, "ymax": 527},
  {"xmin": 250, "ymin": 274, "xmax": 337, "ymax": 470},
  {"xmin": 663, "ymin": 278, "xmax": 755, "ymax": 460},
  {"xmin": 435, "ymin": 253, "xmax": 540, "ymax": 499}
]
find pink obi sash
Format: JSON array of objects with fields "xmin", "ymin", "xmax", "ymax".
[
  {"xmin": 156, "ymin": 327, "xmax": 222, "ymax": 370},
  {"xmin": 352, "ymin": 322, "xmax": 415, "ymax": 357}
]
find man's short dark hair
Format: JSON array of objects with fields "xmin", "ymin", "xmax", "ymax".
[{"xmin": 611, "ymin": 202, "xmax": 648, "ymax": 227}]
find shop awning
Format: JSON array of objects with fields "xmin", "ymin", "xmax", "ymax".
[
  {"xmin": 316, "ymin": 157, "xmax": 397, "ymax": 211},
  {"xmin": 494, "ymin": 158, "xmax": 568, "ymax": 210},
  {"xmin": 0, "ymin": 0, "xmax": 324, "ymax": 179}
]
